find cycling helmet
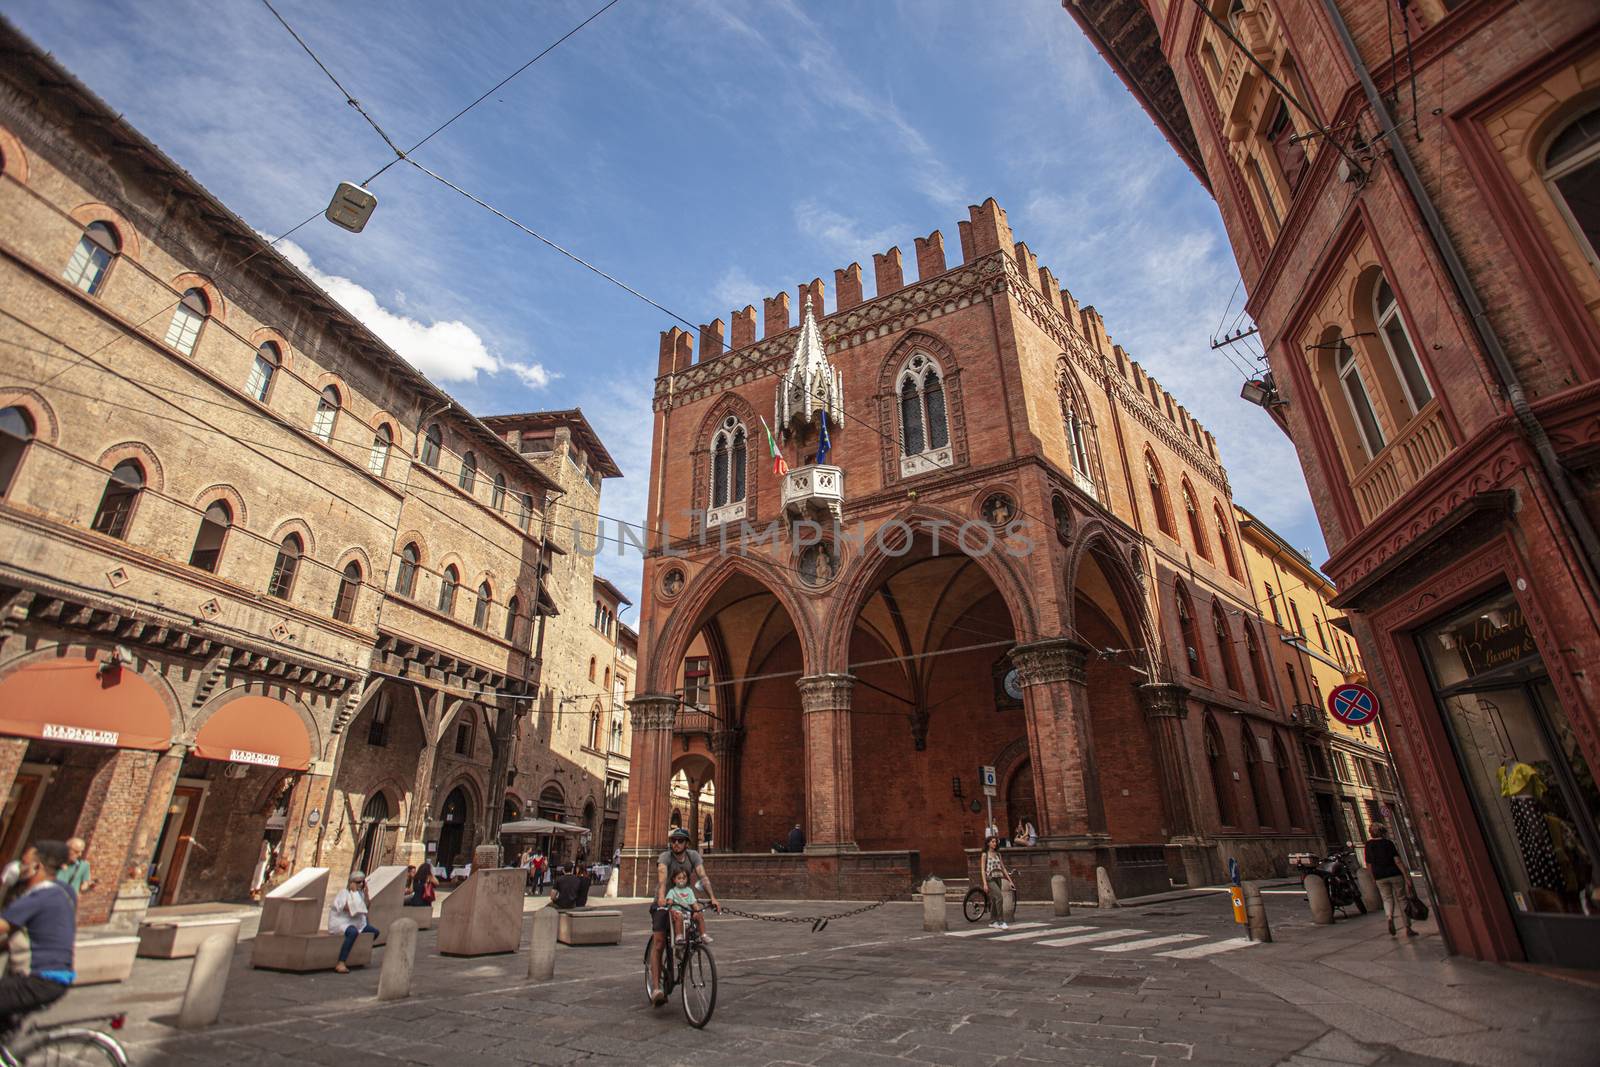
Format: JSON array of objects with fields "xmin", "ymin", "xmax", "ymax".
[{"xmin": 668, "ymin": 826, "xmax": 691, "ymax": 841}]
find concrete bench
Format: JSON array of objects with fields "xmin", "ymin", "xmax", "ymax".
[
  {"xmin": 400, "ymin": 901, "xmax": 436, "ymax": 930},
  {"xmin": 137, "ymin": 917, "xmax": 243, "ymax": 959},
  {"xmin": 251, "ymin": 930, "xmax": 374, "ymax": 973},
  {"xmin": 438, "ymin": 869, "xmax": 522, "ymax": 957},
  {"xmin": 73, "ymin": 935, "xmax": 139, "ymax": 985},
  {"xmin": 556, "ymin": 908, "xmax": 622, "ymax": 946}
]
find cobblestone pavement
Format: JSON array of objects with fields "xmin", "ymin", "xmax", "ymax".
[{"xmin": 38, "ymin": 891, "xmax": 1600, "ymax": 1066}]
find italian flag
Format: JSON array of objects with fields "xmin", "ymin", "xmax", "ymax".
[{"xmin": 761, "ymin": 416, "xmax": 789, "ymax": 476}]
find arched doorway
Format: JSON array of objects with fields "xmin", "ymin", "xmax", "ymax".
[
  {"xmin": 504, "ymin": 794, "xmax": 523, "ymax": 823},
  {"xmin": 582, "ymin": 799, "xmax": 597, "ymax": 860},
  {"xmin": 1005, "ymin": 761, "xmax": 1036, "ymax": 839},
  {"xmin": 437, "ymin": 786, "xmax": 472, "ymax": 870},
  {"xmin": 537, "ymin": 784, "xmax": 568, "ymax": 862},
  {"xmin": 354, "ymin": 792, "xmax": 390, "ymax": 875},
  {"xmin": 840, "ymin": 529, "xmax": 1023, "ymax": 874}
]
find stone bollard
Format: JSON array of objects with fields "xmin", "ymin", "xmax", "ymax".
[
  {"xmin": 1242, "ymin": 882, "xmax": 1272, "ymax": 943},
  {"xmin": 1051, "ymin": 874, "xmax": 1070, "ymax": 917},
  {"xmin": 922, "ymin": 877, "xmax": 947, "ymax": 932},
  {"xmin": 176, "ymin": 933, "xmax": 233, "ymax": 1029},
  {"xmin": 527, "ymin": 906, "xmax": 559, "ymax": 981},
  {"xmin": 1304, "ymin": 873, "xmax": 1334, "ymax": 925},
  {"xmin": 1095, "ymin": 866, "xmax": 1118, "ymax": 908},
  {"xmin": 377, "ymin": 918, "xmax": 417, "ymax": 1001},
  {"xmin": 1000, "ymin": 883, "xmax": 1017, "ymax": 923},
  {"xmin": 604, "ymin": 866, "xmax": 619, "ymax": 899},
  {"xmin": 1355, "ymin": 867, "xmax": 1383, "ymax": 914}
]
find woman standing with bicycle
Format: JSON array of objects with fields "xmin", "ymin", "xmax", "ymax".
[{"xmin": 982, "ymin": 834, "xmax": 1016, "ymax": 929}]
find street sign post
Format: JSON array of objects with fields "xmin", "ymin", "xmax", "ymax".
[
  {"xmin": 1328, "ymin": 682, "xmax": 1380, "ymax": 727},
  {"xmin": 980, "ymin": 765, "xmax": 997, "ymax": 834}
]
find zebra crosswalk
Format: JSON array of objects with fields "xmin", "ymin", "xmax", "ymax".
[{"xmin": 945, "ymin": 921, "xmax": 1260, "ymax": 959}]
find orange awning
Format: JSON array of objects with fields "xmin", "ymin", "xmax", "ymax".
[
  {"xmin": 0, "ymin": 657, "xmax": 172, "ymax": 751},
  {"xmin": 192, "ymin": 696, "xmax": 313, "ymax": 771}
]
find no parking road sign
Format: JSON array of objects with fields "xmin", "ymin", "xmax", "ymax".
[{"xmin": 1328, "ymin": 682, "xmax": 1380, "ymax": 727}]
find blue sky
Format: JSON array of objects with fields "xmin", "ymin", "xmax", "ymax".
[{"xmin": 9, "ymin": 0, "xmax": 1326, "ymax": 604}]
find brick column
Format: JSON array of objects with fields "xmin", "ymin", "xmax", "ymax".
[
  {"xmin": 105, "ymin": 742, "xmax": 188, "ymax": 932},
  {"xmin": 797, "ymin": 674, "xmax": 859, "ymax": 854},
  {"xmin": 1011, "ymin": 638, "xmax": 1106, "ymax": 839},
  {"xmin": 710, "ymin": 729, "xmax": 738, "ymax": 851},
  {"xmin": 405, "ymin": 690, "xmax": 445, "ymax": 841},
  {"xmin": 1139, "ymin": 682, "xmax": 1196, "ymax": 837},
  {"xmin": 75, "ymin": 748, "xmax": 161, "ymax": 925},
  {"xmin": 621, "ymin": 695, "xmax": 678, "ymax": 895}
]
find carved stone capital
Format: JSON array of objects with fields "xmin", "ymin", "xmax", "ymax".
[
  {"xmin": 709, "ymin": 728, "xmax": 740, "ymax": 758},
  {"xmin": 1010, "ymin": 638, "xmax": 1091, "ymax": 687},
  {"xmin": 628, "ymin": 694, "xmax": 679, "ymax": 733},
  {"xmin": 796, "ymin": 673, "xmax": 856, "ymax": 713},
  {"xmin": 1138, "ymin": 682, "xmax": 1190, "ymax": 720}
]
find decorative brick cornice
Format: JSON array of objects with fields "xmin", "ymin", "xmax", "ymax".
[
  {"xmin": 628, "ymin": 694, "xmax": 679, "ymax": 733},
  {"xmin": 796, "ymin": 673, "xmax": 856, "ymax": 713},
  {"xmin": 1010, "ymin": 638, "xmax": 1091, "ymax": 687},
  {"xmin": 1138, "ymin": 682, "xmax": 1190, "ymax": 720}
]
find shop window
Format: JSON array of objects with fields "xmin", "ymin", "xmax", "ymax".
[
  {"xmin": 311, "ymin": 386, "xmax": 340, "ymax": 443},
  {"xmin": 1213, "ymin": 602, "xmax": 1242, "ymax": 693},
  {"xmin": 333, "ymin": 560, "xmax": 362, "ymax": 623},
  {"xmin": 396, "ymin": 542, "xmax": 420, "ymax": 597},
  {"xmin": 438, "ymin": 565, "xmax": 460, "ymax": 615},
  {"xmin": 420, "ymin": 424, "xmax": 442, "ymax": 468},
  {"xmin": 1542, "ymin": 107, "xmax": 1600, "ymax": 275},
  {"xmin": 458, "ymin": 451, "xmax": 478, "ymax": 493},
  {"xmin": 63, "ymin": 221, "xmax": 120, "ymax": 295},
  {"xmin": 0, "ymin": 406, "xmax": 35, "ymax": 497},
  {"xmin": 165, "ymin": 288, "xmax": 209, "ymax": 356},
  {"xmin": 92, "ymin": 459, "xmax": 145, "ymax": 539},
  {"xmin": 1205, "ymin": 714, "xmax": 1236, "ymax": 825},
  {"xmin": 187, "ymin": 500, "xmax": 232, "ymax": 572},
  {"xmin": 267, "ymin": 533, "xmax": 303, "ymax": 600},
  {"xmin": 246, "ymin": 342, "xmax": 279, "ymax": 403},
  {"xmin": 368, "ymin": 425, "xmax": 393, "ymax": 477}
]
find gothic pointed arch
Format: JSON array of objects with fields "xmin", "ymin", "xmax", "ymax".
[
  {"xmin": 875, "ymin": 330, "xmax": 968, "ymax": 485},
  {"xmin": 1062, "ymin": 519, "xmax": 1159, "ymax": 674},
  {"xmin": 1055, "ymin": 356, "xmax": 1102, "ymax": 498}
]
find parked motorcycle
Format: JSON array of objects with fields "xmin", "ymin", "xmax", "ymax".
[{"xmin": 1291, "ymin": 849, "xmax": 1368, "ymax": 914}]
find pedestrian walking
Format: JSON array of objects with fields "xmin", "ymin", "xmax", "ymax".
[
  {"xmin": 327, "ymin": 871, "xmax": 379, "ymax": 973},
  {"xmin": 406, "ymin": 859, "xmax": 436, "ymax": 909},
  {"xmin": 1364, "ymin": 824, "xmax": 1416, "ymax": 938},
  {"xmin": 55, "ymin": 838, "xmax": 92, "ymax": 894},
  {"xmin": 981, "ymin": 834, "xmax": 1016, "ymax": 929}
]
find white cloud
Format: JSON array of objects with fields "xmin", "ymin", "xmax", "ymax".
[
  {"xmin": 710, "ymin": 265, "xmax": 770, "ymax": 314},
  {"xmin": 793, "ymin": 199, "xmax": 902, "ymax": 267},
  {"xmin": 275, "ymin": 239, "xmax": 552, "ymax": 390}
]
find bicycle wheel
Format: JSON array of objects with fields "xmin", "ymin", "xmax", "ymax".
[
  {"xmin": 643, "ymin": 937, "xmax": 671, "ymax": 1006},
  {"xmin": 679, "ymin": 942, "xmax": 717, "ymax": 1029},
  {"xmin": 962, "ymin": 887, "xmax": 987, "ymax": 923},
  {"xmin": 15, "ymin": 1030, "xmax": 128, "ymax": 1066}
]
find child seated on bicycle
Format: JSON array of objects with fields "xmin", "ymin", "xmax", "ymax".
[{"xmin": 665, "ymin": 868, "xmax": 710, "ymax": 943}]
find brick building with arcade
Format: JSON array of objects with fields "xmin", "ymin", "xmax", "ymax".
[
  {"xmin": 621, "ymin": 198, "xmax": 1324, "ymax": 901},
  {"xmin": 1065, "ymin": 0, "xmax": 1600, "ymax": 966}
]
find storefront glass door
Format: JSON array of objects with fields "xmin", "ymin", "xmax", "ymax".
[{"xmin": 1418, "ymin": 589, "xmax": 1600, "ymax": 967}]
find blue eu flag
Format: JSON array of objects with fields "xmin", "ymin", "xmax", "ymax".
[{"xmin": 816, "ymin": 410, "xmax": 832, "ymax": 465}]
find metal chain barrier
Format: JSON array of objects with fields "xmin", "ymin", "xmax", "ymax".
[{"xmin": 719, "ymin": 887, "xmax": 910, "ymax": 933}]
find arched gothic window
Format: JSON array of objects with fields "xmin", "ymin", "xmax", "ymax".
[
  {"xmin": 504, "ymin": 595, "xmax": 521, "ymax": 642},
  {"xmin": 92, "ymin": 460, "xmax": 145, "ymax": 540},
  {"xmin": 188, "ymin": 500, "xmax": 232, "ymax": 573},
  {"xmin": 458, "ymin": 451, "xmax": 478, "ymax": 493},
  {"xmin": 1242, "ymin": 722, "xmax": 1271, "ymax": 828},
  {"xmin": 1060, "ymin": 380, "xmax": 1095, "ymax": 495},
  {"xmin": 333, "ymin": 560, "xmax": 362, "ymax": 623},
  {"xmin": 1145, "ymin": 452, "xmax": 1176, "ymax": 537},
  {"xmin": 1544, "ymin": 106, "xmax": 1600, "ymax": 274},
  {"xmin": 517, "ymin": 492, "xmax": 534, "ymax": 532},
  {"xmin": 1205, "ymin": 714, "xmax": 1236, "ymax": 825},
  {"xmin": 368, "ymin": 424, "xmax": 393, "ymax": 477},
  {"xmin": 396, "ymin": 543, "xmax": 420, "ymax": 598},
  {"xmin": 1328, "ymin": 330, "xmax": 1385, "ymax": 460},
  {"xmin": 1244, "ymin": 622, "xmax": 1271, "ymax": 701},
  {"xmin": 1273, "ymin": 732, "xmax": 1304, "ymax": 828},
  {"xmin": 0, "ymin": 407, "xmax": 35, "ymax": 497},
  {"xmin": 589, "ymin": 703, "xmax": 603, "ymax": 750},
  {"xmin": 491, "ymin": 473, "xmax": 507, "ymax": 513},
  {"xmin": 1213, "ymin": 602, "xmax": 1242, "ymax": 693},
  {"xmin": 165, "ymin": 288, "xmax": 209, "ymax": 356},
  {"xmin": 438, "ymin": 565, "xmax": 460, "ymax": 614},
  {"xmin": 1212, "ymin": 502, "xmax": 1241, "ymax": 579},
  {"xmin": 421, "ymin": 424, "xmax": 442, "ymax": 468},
  {"xmin": 311, "ymin": 386, "xmax": 340, "ymax": 443},
  {"xmin": 63, "ymin": 221, "xmax": 120, "ymax": 295},
  {"xmin": 267, "ymin": 533, "xmax": 303, "ymax": 600},
  {"xmin": 1175, "ymin": 582, "xmax": 1206, "ymax": 681},
  {"xmin": 246, "ymin": 342, "xmax": 279, "ymax": 403},
  {"xmin": 1182, "ymin": 481, "xmax": 1211, "ymax": 560},
  {"xmin": 1372, "ymin": 276, "xmax": 1432, "ymax": 415},
  {"xmin": 897, "ymin": 352, "xmax": 951, "ymax": 475},
  {"xmin": 473, "ymin": 582, "xmax": 492, "ymax": 629},
  {"xmin": 709, "ymin": 415, "xmax": 747, "ymax": 518}
]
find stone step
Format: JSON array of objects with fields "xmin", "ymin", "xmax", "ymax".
[{"xmin": 911, "ymin": 877, "xmax": 971, "ymax": 902}]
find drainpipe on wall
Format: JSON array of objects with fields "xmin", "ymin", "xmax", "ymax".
[{"xmin": 1320, "ymin": 0, "xmax": 1600, "ymax": 595}]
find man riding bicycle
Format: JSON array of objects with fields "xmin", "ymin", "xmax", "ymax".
[
  {"xmin": 648, "ymin": 826, "xmax": 721, "ymax": 1006},
  {"xmin": 0, "ymin": 841, "xmax": 77, "ymax": 1035}
]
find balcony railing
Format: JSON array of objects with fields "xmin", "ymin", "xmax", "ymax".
[
  {"xmin": 781, "ymin": 464, "xmax": 844, "ymax": 521},
  {"xmin": 675, "ymin": 706, "xmax": 719, "ymax": 735},
  {"xmin": 1293, "ymin": 702, "xmax": 1328, "ymax": 732},
  {"xmin": 1350, "ymin": 403, "xmax": 1451, "ymax": 525}
]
